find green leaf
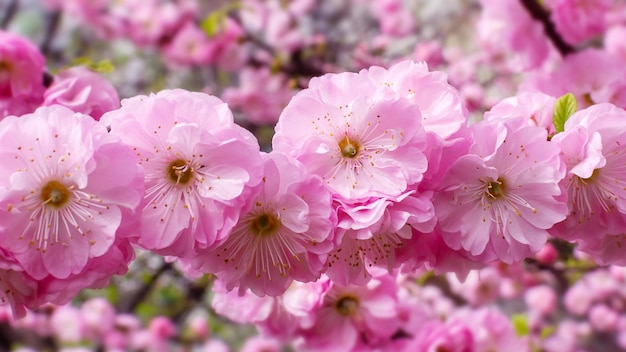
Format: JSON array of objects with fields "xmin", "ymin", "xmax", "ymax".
[
  {"xmin": 201, "ymin": 11, "xmax": 226, "ymax": 37},
  {"xmin": 512, "ymin": 314, "xmax": 530, "ymax": 337},
  {"xmin": 200, "ymin": 2, "xmax": 243, "ymax": 37},
  {"xmin": 68, "ymin": 58, "xmax": 115, "ymax": 73},
  {"xmin": 540, "ymin": 325, "xmax": 556, "ymax": 339},
  {"xmin": 553, "ymin": 93, "xmax": 578, "ymax": 133}
]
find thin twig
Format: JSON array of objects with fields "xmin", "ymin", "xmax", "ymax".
[
  {"xmin": 118, "ymin": 261, "xmax": 173, "ymax": 313},
  {"xmin": 519, "ymin": 0, "xmax": 575, "ymax": 57},
  {"xmin": 39, "ymin": 10, "xmax": 62, "ymax": 56},
  {"xmin": 0, "ymin": 0, "xmax": 19, "ymax": 29}
]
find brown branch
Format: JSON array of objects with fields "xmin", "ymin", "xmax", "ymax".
[
  {"xmin": 118, "ymin": 261, "xmax": 173, "ymax": 313},
  {"xmin": 519, "ymin": 0, "xmax": 575, "ymax": 57},
  {"xmin": 0, "ymin": 0, "xmax": 19, "ymax": 29}
]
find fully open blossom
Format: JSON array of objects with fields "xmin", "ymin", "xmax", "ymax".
[
  {"xmin": 101, "ymin": 89, "xmax": 263, "ymax": 257},
  {"xmin": 43, "ymin": 66, "xmax": 119, "ymax": 120},
  {"xmin": 434, "ymin": 118, "xmax": 567, "ymax": 263},
  {"xmin": 192, "ymin": 153, "xmax": 335, "ymax": 296},
  {"xmin": 296, "ymin": 274, "xmax": 401, "ymax": 351},
  {"xmin": 273, "ymin": 69, "xmax": 428, "ymax": 200},
  {"xmin": 0, "ymin": 105, "xmax": 143, "ymax": 280},
  {"xmin": 550, "ymin": 104, "xmax": 626, "ymax": 262}
]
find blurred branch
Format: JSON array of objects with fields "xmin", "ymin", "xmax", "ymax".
[
  {"xmin": 0, "ymin": 0, "xmax": 19, "ymax": 29},
  {"xmin": 519, "ymin": 0, "xmax": 575, "ymax": 56},
  {"xmin": 39, "ymin": 10, "xmax": 61, "ymax": 56},
  {"xmin": 118, "ymin": 261, "xmax": 173, "ymax": 313}
]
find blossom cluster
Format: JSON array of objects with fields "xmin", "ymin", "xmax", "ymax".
[
  {"xmin": 5, "ymin": 0, "xmax": 626, "ymax": 346},
  {"xmin": 1, "ymin": 37, "xmax": 626, "ymax": 348}
]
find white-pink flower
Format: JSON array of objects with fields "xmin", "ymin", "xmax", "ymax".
[
  {"xmin": 101, "ymin": 89, "xmax": 263, "ymax": 257},
  {"xmin": 550, "ymin": 103, "xmax": 626, "ymax": 261},
  {"xmin": 273, "ymin": 69, "xmax": 428, "ymax": 200},
  {"xmin": 0, "ymin": 105, "xmax": 144, "ymax": 280},
  {"xmin": 434, "ymin": 119, "xmax": 567, "ymax": 263},
  {"xmin": 192, "ymin": 153, "xmax": 336, "ymax": 296}
]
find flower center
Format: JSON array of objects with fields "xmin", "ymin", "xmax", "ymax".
[
  {"xmin": 250, "ymin": 212, "xmax": 281, "ymax": 237},
  {"xmin": 486, "ymin": 178, "xmax": 506, "ymax": 199},
  {"xmin": 335, "ymin": 295, "xmax": 359, "ymax": 317},
  {"xmin": 40, "ymin": 180, "xmax": 70, "ymax": 208},
  {"xmin": 168, "ymin": 159, "xmax": 194, "ymax": 185},
  {"xmin": 338, "ymin": 136, "xmax": 360, "ymax": 158}
]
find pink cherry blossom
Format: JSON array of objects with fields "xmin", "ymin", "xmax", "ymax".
[
  {"xmin": 0, "ymin": 31, "xmax": 45, "ymax": 99},
  {"xmin": 223, "ymin": 67, "xmax": 294, "ymax": 125},
  {"xmin": 484, "ymin": 91, "xmax": 557, "ymax": 137},
  {"xmin": 101, "ymin": 89, "xmax": 263, "ymax": 257},
  {"xmin": 550, "ymin": 103, "xmax": 626, "ymax": 260},
  {"xmin": 551, "ymin": 0, "xmax": 611, "ymax": 45},
  {"xmin": 192, "ymin": 153, "xmax": 335, "ymax": 296},
  {"xmin": 477, "ymin": 0, "xmax": 553, "ymax": 71},
  {"xmin": 43, "ymin": 66, "xmax": 120, "ymax": 120},
  {"xmin": 297, "ymin": 274, "xmax": 401, "ymax": 351},
  {"xmin": 523, "ymin": 49, "xmax": 626, "ymax": 109},
  {"xmin": 434, "ymin": 119, "xmax": 567, "ymax": 263},
  {"xmin": 326, "ymin": 191, "xmax": 435, "ymax": 286},
  {"xmin": 0, "ymin": 105, "xmax": 143, "ymax": 280},
  {"xmin": 273, "ymin": 69, "xmax": 428, "ymax": 200},
  {"xmin": 364, "ymin": 59, "xmax": 468, "ymax": 139},
  {"xmin": 0, "ymin": 31, "xmax": 45, "ymax": 118}
]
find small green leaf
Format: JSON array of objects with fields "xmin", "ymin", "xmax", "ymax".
[
  {"xmin": 68, "ymin": 58, "xmax": 115, "ymax": 73},
  {"xmin": 201, "ymin": 11, "xmax": 225, "ymax": 37},
  {"xmin": 512, "ymin": 314, "xmax": 530, "ymax": 337},
  {"xmin": 540, "ymin": 325, "xmax": 556, "ymax": 339},
  {"xmin": 553, "ymin": 93, "xmax": 578, "ymax": 133}
]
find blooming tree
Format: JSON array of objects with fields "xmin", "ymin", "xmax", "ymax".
[{"xmin": 0, "ymin": 0, "xmax": 625, "ymax": 351}]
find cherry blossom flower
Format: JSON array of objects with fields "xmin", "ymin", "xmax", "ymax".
[
  {"xmin": 550, "ymin": 103, "xmax": 626, "ymax": 261},
  {"xmin": 551, "ymin": 0, "xmax": 611, "ymax": 45},
  {"xmin": 192, "ymin": 153, "xmax": 335, "ymax": 296},
  {"xmin": 297, "ymin": 274, "xmax": 401, "ymax": 351},
  {"xmin": 326, "ymin": 191, "xmax": 436, "ymax": 286},
  {"xmin": 434, "ymin": 118, "xmax": 567, "ymax": 263},
  {"xmin": 273, "ymin": 69, "xmax": 428, "ymax": 200},
  {"xmin": 43, "ymin": 66, "xmax": 120, "ymax": 120},
  {"xmin": 0, "ymin": 31, "xmax": 45, "ymax": 118},
  {"xmin": 101, "ymin": 89, "xmax": 263, "ymax": 257},
  {"xmin": 0, "ymin": 105, "xmax": 143, "ymax": 280}
]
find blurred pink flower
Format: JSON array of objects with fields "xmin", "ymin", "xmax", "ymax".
[
  {"xmin": 0, "ymin": 31, "xmax": 45, "ymax": 99},
  {"xmin": 0, "ymin": 31, "xmax": 45, "ymax": 118},
  {"xmin": 223, "ymin": 67, "xmax": 294, "ymax": 125},
  {"xmin": 551, "ymin": 0, "xmax": 611, "ymax": 45},
  {"xmin": 43, "ymin": 66, "xmax": 119, "ymax": 120},
  {"xmin": 298, "ymin": 274, "xmax": 401, "ymax": 351},
  {"xmin": 478, "ymin": 0, "xmax": 553, "ymax": 71}
]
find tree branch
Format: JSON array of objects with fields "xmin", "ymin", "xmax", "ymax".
[
  {"xmin": 0, "ymin": 0, "xmax": 19, "ymax": 29},
  {"xmin": 519, "ymin": 0, "xmax": 575, "ymax": 57}
]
